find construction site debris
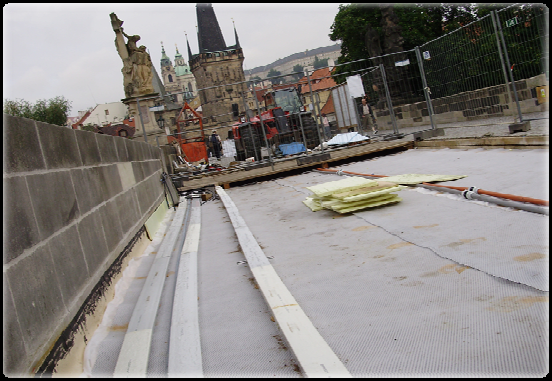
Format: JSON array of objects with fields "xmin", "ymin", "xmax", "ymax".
[
  {"xmin": 303, "ymin": 176, "xmax": 405, "ymax": 213},
  {"xmin": 326, "ymin": 132, "xmax": 370, "ymax": 146}
]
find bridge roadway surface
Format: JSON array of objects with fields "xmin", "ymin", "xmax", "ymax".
[{"xmin": 81, "ymin": 128, "xmax": 548, "ymax": 377}]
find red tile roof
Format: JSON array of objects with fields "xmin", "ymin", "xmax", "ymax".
[
  {"xmin": 298, "ymin": 67, "xmax": 337, "ymax": 94},
  {"xmin": 72, "ymin": 110, "xmax": 91, "ymax": 129},
  {"xmin": 320, "ymin": 92, "xmax": 335, "ymax": 115}
]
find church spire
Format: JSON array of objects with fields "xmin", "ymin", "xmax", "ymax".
[
  {"xmin": 196, "ymin": 3, "xmax": 226, "ymax": 53},
  {"xmin": 160, "ymin": 41, "xmax": 171, "ymax": 68},
  {"xmin": 186, "ymin": 32, "xmax": 194, "ymax": 62},
  {"xmin": 232, "ymin": 18, "xmax": 240, "ymax": 48}
]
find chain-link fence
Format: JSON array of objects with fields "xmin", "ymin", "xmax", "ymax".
[{"xmin": 149, "ymin": 3, "xmax": 548, "ymax": 165}]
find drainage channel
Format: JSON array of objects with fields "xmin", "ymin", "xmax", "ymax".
[{"xmin": 85, "ymin": 188, "xmax": 353, "ymax": 377}]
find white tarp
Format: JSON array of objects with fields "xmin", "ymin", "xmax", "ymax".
[
  {"xmin": 346, "ymin": 75, "xmax": 365, "ymax": 98},
  {"xmin": 326, "ymin": 132, "xmax": 370, "ymax": 146}
]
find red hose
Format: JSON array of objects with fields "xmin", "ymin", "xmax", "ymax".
[{"xmin": 316, "ymin": 168, "xmax": 549, "ymax": 207}]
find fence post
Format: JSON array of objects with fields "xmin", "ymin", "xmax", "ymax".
[
  {"xmin": 490, "ymin": 10, "xmax": 516, "ymax": 123},
  {"xmin": 414, "ymin": 47, "xmax": 437, "ymax": 131},
  {"xmin": 352, "ymin": 96, "xmax": 363, "ymax": 135},
  {"xmin": 378, "ymin": 64, "xmax": 399, "ymax": 134},
  {"xmin": 249, "ymin": 80, "xmax": 274, "ymax": 167},
  {"xmin": 241, "ymin": 91, "xmax": 259, "ymax": 161},
  {"xmin": 495, "ymin": 10, "xmax": 524, "ymax": 123},
  {"xmin": 295, "ymin": 109, "xmax": 309, "ymax": 155},
  {"xmin": 306, "ymin": 70, "xmax": 325, "ymax": 152}
]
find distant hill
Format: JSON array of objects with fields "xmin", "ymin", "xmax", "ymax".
[{"xmin": 246, "ymin": 43, "xmax": 341, "ymax": 76}]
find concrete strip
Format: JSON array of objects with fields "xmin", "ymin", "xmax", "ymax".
[
  {"xmin": 216, "ymin": 186, "xmax": 352, "ymax": 378},
  {"xmin": 114, "ymin": 197, "xmax": 188, "ymax": 377},
  {"xmin": 415, "ymin": 136, "xmax": 549, "ymax": 149},
  {"xmin": 168, "ymin": 204, "xmax": 203, "ymax": 378}
]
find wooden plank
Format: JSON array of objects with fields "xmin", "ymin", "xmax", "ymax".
[
  {"xmin": 216, "ymin": 187, "xmax": 352, "ymax": 378},
  {"xmin": 168, "ymin": 204, "xmax": 202, "ymax": 378},
  {"xmin": 178, "ymin": 141, "xmax": 412, "ymax": 192}
]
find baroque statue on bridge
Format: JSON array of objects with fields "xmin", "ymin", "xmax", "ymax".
[{"xmin": 110, "ymin": 13, "xmax": 155, "ymax": 98}]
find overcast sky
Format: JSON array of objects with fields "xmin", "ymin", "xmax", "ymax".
[{"xmin": 3, "ymin": 3, "xmax": 344, "ymax": 116}]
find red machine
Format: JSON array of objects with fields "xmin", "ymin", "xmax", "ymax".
[
  {"xmin": 167, "ymin": 102, "xmax": 208, "ymax": 163},
  {"xmin": 231, "ymin": 87, "xmax": 320, "ymax": 161}
]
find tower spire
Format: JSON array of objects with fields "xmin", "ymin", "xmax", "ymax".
[
  {"xmin": 196, "ymin": 3, "xmax": 226, "ymax": 52},
  {"xmin": 232, "ymin": 18, "xmax": 240, "ymax": 48},
  {"xmin": 160, "ymin": 41, "xmax": 171, "ymax": 68},
  {"xmin": 186, "ymin": 32, "xmax": 194, "ymax": 62}
]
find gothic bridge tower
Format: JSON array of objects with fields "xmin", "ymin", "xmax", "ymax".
[{"xmin": 189, "ymin": 3, "xmax": 246, "ymax": 131}]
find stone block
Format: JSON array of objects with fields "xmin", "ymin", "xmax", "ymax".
[
  {"xmin": 76, "ymin": 211, "xmax": 109, "ymax": 278},
  {"xmin": 98, "ymin": 164, "xmax": 124, "ymax": 200},
  {"xmin": 3, "ymin": 114, "xmax": 46, "ymax": 174},
  {"xmin": 95, "ymin": 133, "xmax": 120, "ymax": 163},
  {"xmin": 26, "ymin": 171, "xmax": 80, "ymax": 240},
  {"xmin": 132, "ymin": 161, "xmax": 145, "ymax": 183},
  {"xmin": 509, "ymin": 121, "xmax": 531, "ymax": 134},
  {"xmin": 3, "ymin": 176, "xmax": 42, "ymax": 262},
  {"xmin": 5, "ymin": 244, "xmax": 66, "ymax": 362},
  {"xmin": 35, "ymin": 122, "xmax": 82, "ymax": 169},
  {"xmin": 3, "ymin": 285, "xmax": 28, "ymax": 376},
  {"xmin": 113, "ymin": 136, "xmax": 130, "ymax": 162},
  {"xmin": 143, "ymin": 160, "xmax": 161, "ymax": 179},
  {"xmin": 47, "ymin": 224, "xmax": 90, "ymax": 301},
  {"xmin": 125, "ymin": 138, "xmax": 145, "ymax": 162},
  {"xmin": 70, "ymin": 167, "xmax": 104, "ymax": 216},
  {"xmin": 134, "ymin": 174, "xmax": 163, "ymax": 217},
  {"xmin": 74, "ymin": 129, "xmax": 102, "ymax": 166},
  {"xmin": 98, "ymin": 199, "xmax": 124, "ymax": 252},
  {"xmin": 113, "ymin": 189, "xmax": 141, "ymax": 234},
  {"xmin": 117, "ymin": 162, "xmax": 136, "ymax": 191},
  {"xmin": 413, "ymin": 128, "xmax": 445, "ymax": 141}
]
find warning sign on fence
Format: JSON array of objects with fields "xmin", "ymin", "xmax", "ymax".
[
  {"xmin": 423, "ymin": 51, "xmax": 431, "ymax": 60},
  {"xmin": 505, "ymin": 16, "xmax": 519, "ymax": 27}
]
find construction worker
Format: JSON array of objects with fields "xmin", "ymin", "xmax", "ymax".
[
  {"xmin": 209, "ymin": 130, "xmax": 222, "ymax": 160},
  {"xmin": 359, "ymin": 98, "xmax": 378, "ymax": 135},
  {"xmin": 322, "ymin": 113, "xmax": 331, "ymax": 140}
]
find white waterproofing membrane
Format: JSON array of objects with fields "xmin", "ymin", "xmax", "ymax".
[
  {"xmin": 81, "ymin": 147, "xmax": 548, "ymax": 377},
  {"xmin": 326, "ymin": 132, "xmax": 370, "ymax": 146}
]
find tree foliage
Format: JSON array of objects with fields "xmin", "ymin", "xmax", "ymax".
[
  {"xmin": 292, "ymin": 64, "xmax": 304, "ymax": 81},
  {"xmin": 267, "ymin": 68, "xmax": 282, "ymax": 84},
  {"xmin": 329, "ymin": 4, "xmax": 488, "ymax": 83},
  {"xmin": 329, "ymin": 3, "xmax": 547, "ymax": 92},
  {"xmin": 3, "ymin": 96, "xmax": 72, "ymax": 126},
  {"xmin": 313, "ymin": 56, "xmax": 329, "ymax": 70}
]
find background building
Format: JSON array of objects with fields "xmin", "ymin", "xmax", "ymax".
[
  {"xmin": 246, "ymin": 44, "xmax": 341, "ymax": 80},
  {"xmin": 160, "ymin": 43, "xmax": 197, "ymax": 104},
  {"xmin": 188, "ymin": 3, "xmax": 247, "ymax": 132}
]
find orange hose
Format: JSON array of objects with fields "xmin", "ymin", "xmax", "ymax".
[{"xmin": 316, "ymin": 168, "xmax": 549, "ymax": 207}]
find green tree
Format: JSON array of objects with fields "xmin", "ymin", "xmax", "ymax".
[
  {"xmin": 250, "ymin": 75, "xmax": 262, "ymax": 83},
  {"xmin": 3, "ymin": 96, "xmax": 72, "ymax": 126},
  {"xmin": 313, "ymin": 56, "xmax": 329, "ymax": 70},
  {"xmin": 328, "ymin": 4, "xmax": 483, "ymax": 83},
  {"xmin": 267, "ymin": 68, "xmax": 282, "ymax": 84},
  {"xmin": 292, "ymin": 64, "xmax": 304, "ymax": 81}
]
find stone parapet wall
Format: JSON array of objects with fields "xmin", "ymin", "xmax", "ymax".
[
  {"xmin": 375, "ymin": 74, "xmax": 549, "ymax": 129},
  {"xmin": 3, "ymin": 114, "xmax": 164, "ymax": 376}
]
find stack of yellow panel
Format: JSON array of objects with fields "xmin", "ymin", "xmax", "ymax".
[{"xmin": 303, "ymin": 176, "xmax": 405, "ymax": 213}]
